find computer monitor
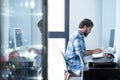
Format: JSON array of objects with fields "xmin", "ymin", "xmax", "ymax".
[
  {"xmin": 14, "ymin": 28, "xmax": 23, "ymax": 49},
  {"xmin": 109, "ymin": 29, "xmax": 115, "ymax": 48}
]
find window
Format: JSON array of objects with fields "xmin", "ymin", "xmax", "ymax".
[
  {"xmin": 48, "ymin": 0, "xmax": 69, "ymax": 79},
  {"xmin": 0, "ymin": 0, "xmax": 48, "ymax": 79}
]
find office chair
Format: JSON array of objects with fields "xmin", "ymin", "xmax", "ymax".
[{"xmin": 60, "ymin": 51, "xmax": 83, "ymax": 80}]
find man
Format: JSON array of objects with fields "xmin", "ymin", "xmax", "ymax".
[
  {"xmin": 64, "ymin": 18, "xmax": 103, "ymax": 76},
  {"xmin": 29, "ymin": 19, "xmax": 43, "ymax": 67}
]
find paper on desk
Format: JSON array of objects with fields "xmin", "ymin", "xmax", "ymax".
[{"xmin": 92, "ymin": 52, "xmax": 104, "ymax": 58}]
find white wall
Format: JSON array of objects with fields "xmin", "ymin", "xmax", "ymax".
[
  {"xmin": 102, "ymin": 0, "xmax": 116, "ymax": 49},
  {"xmin": 115, "ymin": 0, "xmax": 120, "ymax": 63},
  {"xmin": 70, "ymin": 0, "xmax": 102, "ymax": 49},
  {"xmin": 31, "ymin": 0, "xmax": 43, "ymax": 45}
]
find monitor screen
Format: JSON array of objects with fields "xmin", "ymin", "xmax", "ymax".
[
  {"xmin": 109, "ymin": 29, "xmax": 115, "ymax": 48},
  {"xmin": 14, "ymin": 28, "xmax": 23, "ymax": 49}
]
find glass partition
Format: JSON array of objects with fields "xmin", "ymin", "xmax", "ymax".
[{"xmin": 0, "ymin": 0, "xmax": 47, "ymax": 80}]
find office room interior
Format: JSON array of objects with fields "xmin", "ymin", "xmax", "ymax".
[{"xmin": 1, "ymin": 0, "xmax": 120, "ymax": 80}]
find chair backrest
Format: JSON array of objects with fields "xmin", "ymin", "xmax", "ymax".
[
  {"xmin": 60, "ymin": 51, "xmax": 68, "ymax": 72},
  {"xmin": 78, "ymin": 54, "xmax": 86, "ymax": 68},
  {"xmin": 60, "ymin": 50, "xmax": 88, "ymax": 73},
  {"xmin": 78, "ymin": 54, "xmax": 89, "ymax": 71}
]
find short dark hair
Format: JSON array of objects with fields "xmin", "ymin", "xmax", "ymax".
[
  {"xmin": 37, "ymin": 19, "xmax": 43, "ymax": 28},
  {"xmin": 79, "ymin": 18, "xmax": 94, "ymax": 28}
]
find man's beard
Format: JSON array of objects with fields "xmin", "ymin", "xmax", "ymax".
[{"xmin": 84, "ymin": 32, "xmax": 88, "ymax": 37}]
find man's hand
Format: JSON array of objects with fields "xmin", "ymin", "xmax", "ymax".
[{"xmin": 29, "ymin": 48, "xmax": 42, "ymax": 54}]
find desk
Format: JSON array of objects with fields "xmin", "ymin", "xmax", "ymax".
[
  {"xmin": 83, "ymin": 56, "xmax": 120, "ymax": 80},
  {"xmin": 6, "ymin": 60, "xmax": 42, "ymax": 80}
]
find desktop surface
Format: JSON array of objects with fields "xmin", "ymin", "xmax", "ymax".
[{"xmin": 85, "ymin": 53, "xmax": 114, "ymax": 63}]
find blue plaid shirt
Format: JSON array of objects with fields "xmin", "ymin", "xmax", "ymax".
[{"xmin": 65, "ymin": 30, "xmax": 86, "ymax": 75}]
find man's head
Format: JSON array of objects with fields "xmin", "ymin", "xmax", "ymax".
[
  {"xmin": 37, "ymin": 19, "xmax": 43, "ymax": 33},
  {"xmin": 79, "ymin": 18, "xmax": 94, "ymax": 37}
]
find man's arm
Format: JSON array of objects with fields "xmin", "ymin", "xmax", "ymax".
[
  {"xmin": 29, "ymin": 48, "xmax": 42, "ymax": 54},
  {"xmin": 85, "ymin": 48, "xmax": 103, "ymax": 56}
]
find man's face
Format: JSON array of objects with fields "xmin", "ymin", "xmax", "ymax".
[{"xmin": 84, "ymin": 26, "xmax": 92, "ymax": 37}]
